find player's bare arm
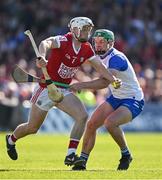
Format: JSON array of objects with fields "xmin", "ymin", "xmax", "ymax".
[
  {"xmin": 70, "ymin": 77, "xmax": 109, "ymax": 92},
  {"xmin": 88, "ymin": 56, "xmax": 122, "ymax": 89},
  {"xmin": 36, "ymin": 37, "xmax": 59, "ymax": 68},
  {"xmin": 39, "ymin": 37, "xmax": 59, "ymax": 57}
]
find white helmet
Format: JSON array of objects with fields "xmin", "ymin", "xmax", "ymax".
[
  {"xmin": 68, "ymin": 17, "xmax": 94, "ymax": 30},
  {"xmin": 68, "ymin": 17, "xmax": 94, "ymax": 42}
]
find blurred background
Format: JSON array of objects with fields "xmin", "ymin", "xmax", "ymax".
[{"xmin": 0, "ymin": 0, "xmax": 162, "ymax": 132}]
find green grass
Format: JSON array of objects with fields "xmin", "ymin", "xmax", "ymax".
[{"xmin": 0, "ymin": 133, "xmax": 162, "ymax": 179}]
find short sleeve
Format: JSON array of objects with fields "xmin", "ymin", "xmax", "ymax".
[
  {"xmin": 109, "ymin": 55, "xmax": 128, "ymax": 71},
  {"xmin": 54, "ymin": 35, "xmax": 68, "ymax": 48}
]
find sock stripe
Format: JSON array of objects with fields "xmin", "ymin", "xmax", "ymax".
[
  {"xmin": 70, "ymin": 138, "xmax": 79, "ymax": 142},
  {"xmin": 121, "ymin": 147, "xmax": 131, "ymax": 156},
  {"xmin": 80, "ymin": 152, "xmax": 89, "ymax": 162},
  {"xmin": 11, "ymin": 134, "xmax": 17, "ymax": 142},
  {"xmin": 121, "ymin": 149, "xmax": 128, "ymax": 153},
  {"xmin": 81, "ymin": 152, "xmax": 88, "ymax": 156},
  {"xmin": 68, "ymin": 139, "xmax": 79, "ymax": 149}
]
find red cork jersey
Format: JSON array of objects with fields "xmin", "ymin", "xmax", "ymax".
[{"xmin": 40, "ymin": 33, "xmax": 95, "ymax": 88}]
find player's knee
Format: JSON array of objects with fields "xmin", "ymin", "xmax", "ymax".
[
  {"xmin": 87, "ymin": 120, "xmax": 97, "ymax": 132},
  {"xmin": 104, "ymin": 120, "xmax": 115, "ymax": 131}
]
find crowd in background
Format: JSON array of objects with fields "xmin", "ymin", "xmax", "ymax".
[{"xmin": 0, "ymin": 0, "xmax": 162, "ymax": 114}]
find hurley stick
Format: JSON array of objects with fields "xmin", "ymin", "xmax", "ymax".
[{"xmin": 24, "ymin": 30, "xmax": 63, "ymax": 103}]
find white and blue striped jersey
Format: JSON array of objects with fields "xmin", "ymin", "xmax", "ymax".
[{"xmin": 100, "ymin": 48, "xmax": 144, "ymax": 100}]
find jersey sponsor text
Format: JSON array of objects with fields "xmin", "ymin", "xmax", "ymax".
[{"xmin": 58, "ymin": 63, "xmax": 78, "ymax": 79}]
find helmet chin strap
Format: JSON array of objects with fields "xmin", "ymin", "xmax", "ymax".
[{"xmin": 72, "ymin": 32, "xmax": 79, "ymax": 40}]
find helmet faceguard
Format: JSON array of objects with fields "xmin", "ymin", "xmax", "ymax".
[
  {"xmin": 93, "ymin": 29, "xmax": 114, "ymax": 55},
  {"xmin": 68, "ymin": 17, "xmax": 94, "ymax": 42}
]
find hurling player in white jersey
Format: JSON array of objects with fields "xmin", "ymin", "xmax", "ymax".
[{"xmin": 70, "ymin": 29, "xmax": 144, "ymax": 170}]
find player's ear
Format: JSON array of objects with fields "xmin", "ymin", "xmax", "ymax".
[{"xmin": 108, "ymin": 41, "xmax": 114, "ymax": 47}]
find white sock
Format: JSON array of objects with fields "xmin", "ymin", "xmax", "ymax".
[
  {"xmin": 8, "ymin": 135, "xmax": 15, "ymax": 145},
  {"xmin": 67, "ymin": 148, "xmax": 76, "ymax": 156}
]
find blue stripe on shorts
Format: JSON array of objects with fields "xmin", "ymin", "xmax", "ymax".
[{"xmin": 106, "ymin": 95, "xmax": 144, "ymax": 119}]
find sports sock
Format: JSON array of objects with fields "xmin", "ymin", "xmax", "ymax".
[
  {"xmin": 80, "ymin": 152, "xmax": 89, "ymax": 163},
  {"xmin": 121, "ymin": 147, "xmax": 131, "ymax": 157},
  {"xmin": 8, "ymin": 134, "xmax": 17, "ymax": 145},
  {"xmin": 67, "ymin": 139, "xmax": 79, "ymax": 156}
]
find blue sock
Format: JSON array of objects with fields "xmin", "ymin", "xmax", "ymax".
[
  {"xmin": 121, "ymin": 147, "xmax": 131, "ymax": 157},
  {"xmin": 80, "ymin": 152, "xmax": 89, "ymax": 163}
]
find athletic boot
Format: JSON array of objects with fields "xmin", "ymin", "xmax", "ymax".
[
  {"xmin": 117, "ymin": 155, "xmax": 133, "ymax": 170},
  {"xmin": 6, "ymin": 135, "xmax": 18, "ymax": 160},
  {"xmin": 72, "ymin": 160, "xmax": 86, "ymax": 171},
  {"xmin": 64, "ymin": 152, "xmax": 85, "ymax": 166}
]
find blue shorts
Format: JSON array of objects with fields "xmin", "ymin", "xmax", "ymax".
[{"xmin": 106, "ymin": 95, "xmax": 145, "ymax": 119}]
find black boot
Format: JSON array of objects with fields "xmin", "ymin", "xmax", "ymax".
[{"xmin": 6, "ymin": 135, "xmax": 18, "ymax": 160}]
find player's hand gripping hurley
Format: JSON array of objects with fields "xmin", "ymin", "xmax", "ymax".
[{"xmin": 24, "ymin": 30, "xmax": 64, "ymax": 103}]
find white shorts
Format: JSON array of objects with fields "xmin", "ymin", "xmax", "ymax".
[{"xmin": 30, "ymin": 84, "xmax": 71, "ymax": 111}]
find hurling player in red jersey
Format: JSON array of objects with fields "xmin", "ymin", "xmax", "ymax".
[{"xmin": 5, "ymin": 17, "xmax": 121, "ymax": 168}]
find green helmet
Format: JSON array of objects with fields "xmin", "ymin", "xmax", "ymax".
[{"xmin": 93, "ymin": 29, "xmax": 114, "ymax": 41}]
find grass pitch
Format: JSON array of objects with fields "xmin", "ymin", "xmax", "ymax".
[{"xmin": 0, "ymin": 133, "xmax": 161, "ymax": 179}]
